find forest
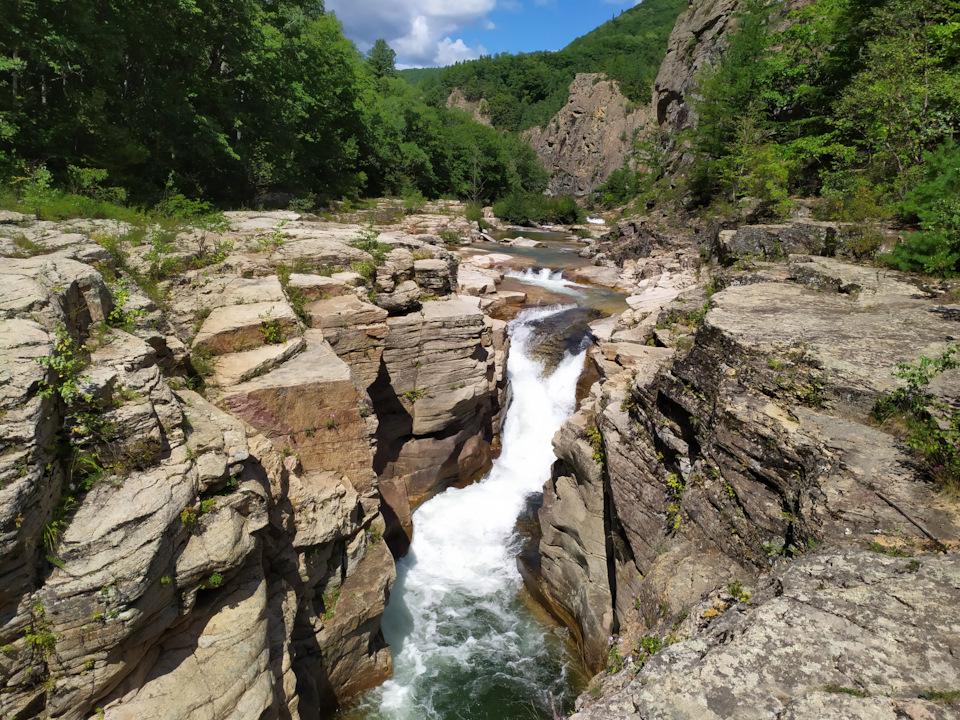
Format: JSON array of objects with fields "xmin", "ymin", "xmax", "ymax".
[{"xmin": 0, "ymin": 0, "xmax": 546, "ymax": 207}]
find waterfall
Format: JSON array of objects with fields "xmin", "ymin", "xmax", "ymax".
[{"xmin": 352, "ymin": 305, "xmax": 587, "ymax": 720}]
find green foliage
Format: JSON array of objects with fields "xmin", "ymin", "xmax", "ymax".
[
  {"xmin": 588, "ymin": 425, "xmax": 605, "ymax": 468},
  {"xmin": 258, "ymin": 308, "xmax": 286, "ymax": 345},
  {"xmin": 873, "ymin": 344, "xmax": 960, "ymax": 495},
  {"xmin": 36, "ymin": 324, "xmax": 89, "ymax": 405},
  {"xmin": 25, "ymin": 600, "xmax": 58, "ymax": 658},
  {"xmin": 921, "ymin": 689, "xmax": 960, "ymax": 703},
  {"xmin": 0, "ymin": 2, "xmax": 549, "ymax": 206},
  {"xmin": 202, "ymin": 572, "xmax": 224, "ymax": 589},
  {"xmin": 605, "ymin": 638, "xmax": 624, "ymax": 674},
  {"xmin": 403, "ymin": 387, "xmax": 428, "ymax": 402},
  {"xmin": 688, "ymin": 0, "xmax": 960, "ymax": 220},
  {"xmin": 885, "ymin": 141, "xmax": 960, "ymax": 275},
  {"xmin": 822, "ymin": 685, "xmax": 869, "ymax": 698},
  {"xmin": 108, "ymin": 278, "xmax": 147, "ymax": 331},
  {"xmin": 727, "ymin": 580, "xmax": 752, "ymax": 604},
  {"xmin": 665, "ymin": 472, "xmax": 685, "ymax": 530},
  {"xmin": 366, "ymin": 39, "xmax": 398, "ymax": 80},
  {"xmin": 593, "ymin": 167, "xmax": 642, "ymax": 209},
  {"xmin": 868, "ymin": 541, "xmax": 912, "ymax": 557},
  {"xmin": 350, "ymin": 227, "xmax": 391, "ymax": 264},
  {"xmin": 493, "ymin": 192, "xmax": 583, "ymax": 226}
]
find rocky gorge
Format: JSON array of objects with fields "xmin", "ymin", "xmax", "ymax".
[
  {"xmin": 2, "ymin": 0, "xmax": 960, "ymax": 717},
  {"xmin": 0, "ymin": 203, "xmax": 520, "ymax": 719}
]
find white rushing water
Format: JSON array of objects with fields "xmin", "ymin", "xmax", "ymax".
[
  {"xmin": 353, "ymin": 305, "xmax": 587, "ymax": 720},
  {"xmin": 505, "ymin": 268, "xmax": 587, "ymax": 297}
]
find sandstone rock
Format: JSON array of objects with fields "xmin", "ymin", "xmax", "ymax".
[
  {"xmin": 458, "ymin": 266, "xmax": 498, "ymax": 296},
  {"xmin": 307, "ymin": 295, "xmax": 389, "ymax": 388},
  {"xmin": 103, "ymin": 566, "xmax": 273, "ymax": 720},
  {"xmin": 446, "ymin": 87, "xmax": 493, "ymax": 126},
  {"xmin": 538, "ymin": 409, "xmax": 615, "ymax": 671},
  {"xmin": 193, "ymin": 300, "xmax": 300, "ymax": 355},
  {"xmin": 288, "ymin": 273, "xmax": 353, "ymax": 300},
  {"xmin": 224, "ymin": 331, "xmax": 377, "ymax": 492},
  {"xmin": 571, "ymin": 549, "xmax": 960, "ymax": 720},
  {"xmin": 210, "ymin": 337, "xmax": 306, "ymax": 387}
]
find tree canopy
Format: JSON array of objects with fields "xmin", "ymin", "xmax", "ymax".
[{"xmin": 0, "ymin": 4, "xmax": 545, "ymax": 205}]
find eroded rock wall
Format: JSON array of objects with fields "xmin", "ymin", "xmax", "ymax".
[
  {"xmin": 0, "ymin": 209, "xmax": 509, "ymax": 719},
  {"xmin": 535, "ymin": 226, "xmax": 960, "ymax": 708},
  {"xmin": 524, "ymin": 73, "xmax": 654, "ymax": 197}
]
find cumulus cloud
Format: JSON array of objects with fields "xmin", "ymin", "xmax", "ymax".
[{"xmin": 327, "ymin": 0, "xmax": 494, "ymax": 67}]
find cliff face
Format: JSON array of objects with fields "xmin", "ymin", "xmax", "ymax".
[
  {"xmin": 653, "ymin": 0, "xmax": 745, "ymax": 135},
  {"xmin": 446, "ymin": 88, "xmax": 493, "ymax": 127},
  {"xmin": 533, "ymin": 219, "xmax": 960, "ymax": 712},
  {"xmin": 0, "ymin": 207, "xmax": 507, "ymax": 719},
  {"xmin": 524, "ymin": 73, "xmax": 653, "ymax": 197}
]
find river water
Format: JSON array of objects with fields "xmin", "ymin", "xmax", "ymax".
[{"xmin": 346, "ymin": 241, "xmax": 625, "ymax": 720}]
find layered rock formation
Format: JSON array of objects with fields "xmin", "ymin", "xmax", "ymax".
[
  {"xmin": 525, "ymin": 73, "xmax": 653, "ymax": 197},
  {"xmin": 534, "ymin": 220, "xmax": 960, "ymax": 714},
  {"xmin": 0, "ymin": 209, "xmax": 509, "ymax": 719}
]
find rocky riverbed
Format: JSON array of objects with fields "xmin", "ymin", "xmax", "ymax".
[{"xmin": 1, "ymin": 204, "xmax": 959, "ymax": 719}]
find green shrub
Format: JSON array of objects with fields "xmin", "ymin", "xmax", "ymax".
[
  {"xmin": 492, "ymin": 192, "xmax": 583, "ymax": 226},
  {"xmin": 873, "ymin": 343, "xmax": 960, "ymax": 495},
  {"xmin": 884, "ymin": 141, "xmax": 960, "ymax": 276}
]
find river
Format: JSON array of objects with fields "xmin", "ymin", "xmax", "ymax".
[{"xmin": 345, "ymin": 238, "xmax": 622, "ymax": 720}]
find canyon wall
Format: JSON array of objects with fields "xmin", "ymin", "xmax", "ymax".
[
  {"xmin": 533, "ymin": 218, "xmax": 960, "ymax": 715},
  {"xmin": 0, "ymin": 207, "xmax": 507, "ymax": 719}
]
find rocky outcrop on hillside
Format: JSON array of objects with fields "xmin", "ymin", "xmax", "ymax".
[
  {"xmin": 446, "ymin": 88, "xmax": 493, "ymax": 128},
  {"xmin": 534, "ymin": 219, "xmax": 960, "ymax": 711},
  {"xmin": 653, "ymin": 0, "xmax": 815, "ymax": 156},
  {"xmin": 0, "ymin": 209, "xmax": 508, "ymax": 719},
  {"xmin": 525, "ymin": 73, "xmax": 654, "ymax": 197},
  {"xmin": 653, "ymin": 0, "xmax": 745, "ymax": 135}
]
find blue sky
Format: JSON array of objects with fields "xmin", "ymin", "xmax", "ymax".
[{"xmin": 325, "ymin": 0, "xmax": 643, "ymax": 68}]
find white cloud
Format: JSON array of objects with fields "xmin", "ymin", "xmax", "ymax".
[
  {"xmin": 327, "ymin": 0, "xmax": 495, "ymax": 67},
  {"xmin": 435, "ymin": 37, "xmax": 487, "ymax": 65}
]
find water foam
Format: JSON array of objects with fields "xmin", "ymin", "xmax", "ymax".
[
  {"xmin": 355, "ymin": 305, "xmax": 586, "ymax": 720},
  {"xmin": 505, "ymin": 267, "xmax": 586, "ymax": 296}
]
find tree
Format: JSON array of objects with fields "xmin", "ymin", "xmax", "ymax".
[{"xmin": 366, "ymin": 39, "xmax": 397, "ymax": 80}]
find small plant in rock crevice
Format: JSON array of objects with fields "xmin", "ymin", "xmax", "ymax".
[
  {"xmin": 258, "ymin": 307, "xmax": 286, "ymax": 345},
  {"xmin": 588, "ymin": 424, "xmax": 605, "ymax": 468},
  {"xmin": 873, "ymin": 343, "xmax": 960, "ymax": 495}
]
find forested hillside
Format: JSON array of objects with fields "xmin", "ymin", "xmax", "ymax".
[
  {"xmin": 598, "ymin": 0, "xmax": 960, "ymax": 275},
  {"xmin": 406, "ymin": 0, "xmax": 686, "ymax": 132},
  {"xmin": 0, "ymin": 1, "xmax": 545, "ymax": 206}
]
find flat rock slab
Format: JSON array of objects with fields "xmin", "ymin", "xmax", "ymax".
[
  {"xmin": 308, "ymin": 294, "xmax": 389, "ymax": 328},
  {"xmin": 465, "ymin": 252, "xmax": 515, "ymax": 269},
  {"xmin": 458, "ymin": 266, "xmax": 498, "ymax": 296},
  {"xmin": 192, "ymin": 276, "xmax": 286, "ymax": 310},
  {"xmin": 193, "ymin": 301, "xmax": 299, "ymax": 355},
  {"xmin": 572, "ymin": 549, "xmax": 960, "ymax": 720},
  {"xmin": 288, "ymin": 273, "xmax": 353, "ymax": 299},
  {"xmin": 211, "ymin": 336, "xmax": 306, "ymax": 387},
  {"xmin": 707, "ymin": 281, "xmax": 955, "ymax": 416}
]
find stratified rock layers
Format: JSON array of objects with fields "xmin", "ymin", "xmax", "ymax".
[{"xmin": 0, "ymin": 210, "xmax": 508, "ymax": 720}]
